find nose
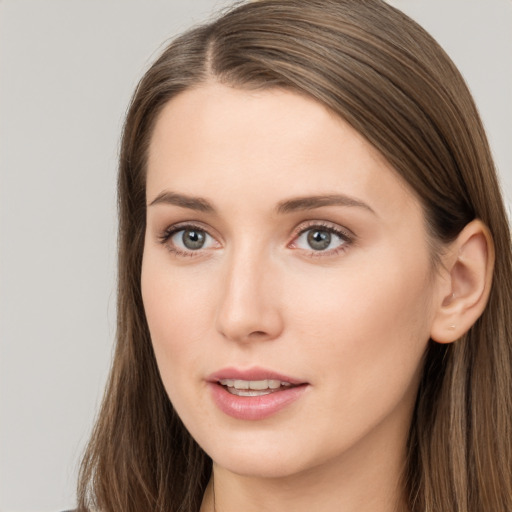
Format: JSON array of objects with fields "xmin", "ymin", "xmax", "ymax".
[{"xmin": 215, "ymin": 248, "xmax": 284, "ymax": 344}]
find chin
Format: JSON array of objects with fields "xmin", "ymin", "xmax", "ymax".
[
  {"xmin": 214, "ymin": 452, "xmax": 306, "ymax": 479},
  {"xmin": 202, "ymin": 433, "xmax": 322, "ymax": 479}
]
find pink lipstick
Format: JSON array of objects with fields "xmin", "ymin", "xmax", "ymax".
[{"xmin": 207, "ymin": 367, "xmax": 308, "ymax": 420}]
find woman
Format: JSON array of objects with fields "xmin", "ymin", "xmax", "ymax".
[{"xmin": 77, "ymin": 1, "xmax": 512, "ymax": 510}]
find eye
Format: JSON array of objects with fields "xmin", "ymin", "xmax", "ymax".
[
  {"xmin": 172, "ymin": 228, "xmax": 209, "ymax": 250},
  {"xmin": 159, "ymin": 224, "xmax": 219, "ymax": 256},
  {"xmin": 291, "ymin": 223, "xmax": 353, "ymax": 254}
]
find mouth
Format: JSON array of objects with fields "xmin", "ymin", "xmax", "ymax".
[
  {"xmin": 218, "ymin": 378, "xmax": 297, "ymax": 397},
  {"xmin": 207, "ymin": 367, "xmax": 308, "ymax": 420}
]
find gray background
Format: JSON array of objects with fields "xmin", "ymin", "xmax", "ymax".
[{"xmin": 0, "ymin": 1, "xmax": 510, "ymax": 511}]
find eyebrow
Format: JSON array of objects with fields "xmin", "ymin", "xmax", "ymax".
[
  {"xmin": 276, "ymin": 194, "xmax": 376, "ymax": 215},
  {"xmin": 149, "ymin": 191, "xmax": 215, "ymax": 212},
  {"xmin": 148, "ymin": 191, "xmax": 376, "ymax": 216}
]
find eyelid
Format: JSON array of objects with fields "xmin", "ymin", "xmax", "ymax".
[
  {"xmin": 288, "ymin": 220, "xmax": 356, "ymax": 255},
  {"xmin": 291, "ymin": 220, "xmax": 355, "ymax": 240},
  {"xmin": 159, "ymin": 221, "xmax": 209, "ymax": 242},
  {"xmin": 158, "ymin": 221, "xmax": 221, "ymax": 256}
]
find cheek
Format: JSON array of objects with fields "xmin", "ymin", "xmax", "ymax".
[
  {"xmin": 285, "ymin": 248, "xmax": 434, "ymax": 387},
  {"xmin": 275, "ymin": 252, "xmax": 433, "ymax": 458},
  {"xmin": 141, "ymin": 250, "xmax": 218, "ymax": 382}
]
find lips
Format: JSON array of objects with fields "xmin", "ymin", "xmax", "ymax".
[
  {"xmin": 207, "ymin": 367, "xmax": 309, "ymax": 420},
  {"xmin": 208, "ymin": 367, "xmax": 305, "ymax": 385}
]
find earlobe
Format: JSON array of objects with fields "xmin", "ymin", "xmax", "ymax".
[{"xmin": 430, "ymin": 219, "xmax": 495, "ymax": 344}]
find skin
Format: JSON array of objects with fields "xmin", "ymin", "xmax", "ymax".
[{"xmin": 141, "ymin": 83, "xmax": 450, "ymax": 512}]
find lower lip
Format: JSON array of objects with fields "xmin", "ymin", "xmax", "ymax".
[{"xmin": 208, "ymin": 382, "xmax": 308, "ymax": 420}]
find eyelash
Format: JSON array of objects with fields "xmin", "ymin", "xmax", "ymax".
[
  {"xmin": 158, "ymin": 221, "xmax": 355, "ymax": 259},
  {"xmin": 291, "ymin": 221, "xmax": 354, "ymax": 257},
  {"xmin": 158, "ymin": 222, "xmax": 213, "ymax": 258}
]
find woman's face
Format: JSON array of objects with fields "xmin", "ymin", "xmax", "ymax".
[{"xmin": 142, "ymin": 84, "xmax": 442, "ymax": 479}]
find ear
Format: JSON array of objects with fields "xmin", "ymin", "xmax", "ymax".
[{"xmin": 430, "ymin": 219, "xmax": 495, "ymax": 344}]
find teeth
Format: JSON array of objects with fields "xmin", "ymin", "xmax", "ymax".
[
  {"xmin": 219, "ymin": 379, "xmax": 291, "ymax": 390},
  {"xmin": 234, "ymin": 379, "xmax": 250, "ymax": 390},
  {"xmin": 228, "ymin": 388, "xmax": 274, "ymax": 397}
]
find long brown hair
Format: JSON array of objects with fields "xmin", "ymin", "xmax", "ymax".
[{"xmin": 77, "ymin": 1, "xmax": 512, "ymax": 510}]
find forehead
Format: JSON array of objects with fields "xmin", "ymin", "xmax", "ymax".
[{"xmin": 146, "ymin": 83, "xmax": 417, "ymax": 220}]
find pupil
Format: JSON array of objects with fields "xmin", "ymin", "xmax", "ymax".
[
  {"xmin": 307, "ymin": 230, "xmax": 331, "ymax": 250},
  {"xmin": 182, "ymin": 230, "xmax": 205, "ymax": 250}
]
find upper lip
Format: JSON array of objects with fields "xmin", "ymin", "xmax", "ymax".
[{"xmin": 207, "ymin": 367, "xmax": 306, "ymax": 385}]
